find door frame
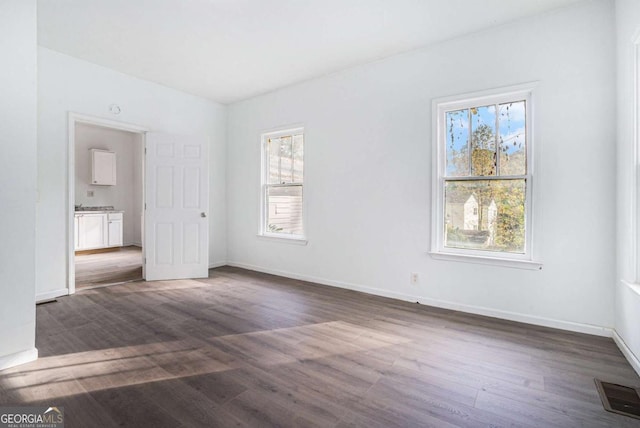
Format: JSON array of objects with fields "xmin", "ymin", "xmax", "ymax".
[{"xmin": 67, "ymin": 112, "xmax": 148, "ymax": 294}]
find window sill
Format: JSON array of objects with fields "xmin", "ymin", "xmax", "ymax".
[
  {"xmin": 429, "ymin": 251, "xmax": 542, "ymax": 271},
  {"xmin": 621, "ymin": 280, "xmax": 640, "ymax": 297},
  {"xmin": 257, "ymin": 234, "xmax": 308, "ymax": 245}
]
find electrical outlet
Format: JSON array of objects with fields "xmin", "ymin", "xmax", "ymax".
[
  {"xmin": 87, "ymin": 190, "xmax": 94, "ymax": 197},
  {"xmin": 410, "ymin": 272, "xmax": 419, "ymax": 284}
]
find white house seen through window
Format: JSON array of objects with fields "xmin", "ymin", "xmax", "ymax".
[
  {"xmin": 261, "ymin": 128, "xmax": 304, "ymax": 238},
  {"xmin": 433, "ymin": 85, "xmax": 534, "ymax": 261}
]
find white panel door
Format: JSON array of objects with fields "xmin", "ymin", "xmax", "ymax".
[{"xmin": 145, "ymin": 133, "xmax": 209, "ymax": 281}]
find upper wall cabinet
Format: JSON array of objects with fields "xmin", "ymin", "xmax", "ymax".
[{"xmin": 91, "ymin": 149, "xmax": 116, "ymax": 185}]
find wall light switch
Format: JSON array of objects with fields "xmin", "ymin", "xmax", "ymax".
[{"xmin": 87, "ymin": 190, "xmax": 94, "ymax": 197}]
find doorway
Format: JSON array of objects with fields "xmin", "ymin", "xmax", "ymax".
[{"xmin": 68, "ymin": 114, "xmax": 148, "ymax": 293}]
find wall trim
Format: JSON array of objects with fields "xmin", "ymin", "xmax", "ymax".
[
  {"xmin": 227, "ymin": 261, "xmax": 419, "ymax": 302},
  {"xmin": 613, "ymin": 330, "xmax": 640, "ymax": 377},
  {"xmin": 227, "ymin": 261, "xmax": 612, "ymax": 337},
  {"xmin": 209, "ymin": 261, "xmax": 227, "ymax": 269},
  {"xmin": 0, "ymin": 348, "xmax": 38, "ymax": 372},
  {"xmin": 36, "ymin": 288, "xmax": 69, "ymax": 303},
  {"xmin": 417, "ymin": 296, "xmax": 612, "ymax": 337},
  {"xmin": 621, "ymin": 279, "xmax": 640, "ymax": 297}
]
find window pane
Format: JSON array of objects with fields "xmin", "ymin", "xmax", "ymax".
[
  {"xmin": 471, "ymin": 105, "xmax": 496, "ymax": 176},
  {"xmin": 266, "ymin": 185, "xmax": 303, "ymax": 235},
  {"xmin": 444, "ymin": 179, "xmax": 525, "ymax": 253},
  {"xmin": 268, "ymin": 136, "xmax": 294, "ymax": 184},
  {"xmin": 279, "ymin": 136, "xmax": 293, "ymax": 184},
  {"xmin": 268, "ymin": 137, "xmax": 281, "ymax": 184},
  {"xmin": 445, "ymin": 109, "xmax": 469, "ymax": 177},
  {"xmin": 498, "ymin": 101, "xmax": 526, "ymax": 176},
  {"xmin": 292, "ymin": 133, "xmax": 304, "ymax": 183}
]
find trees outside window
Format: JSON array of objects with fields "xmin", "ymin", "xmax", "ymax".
[{"xmin": 434, "ymin": 85, "xmax": 535, "ymax": 262}]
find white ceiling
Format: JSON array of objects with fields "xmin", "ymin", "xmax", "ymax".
[{"xmin": 38, "ymin": 0, "xmax": 584, "ymax": 104}]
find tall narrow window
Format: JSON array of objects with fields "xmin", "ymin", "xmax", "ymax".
[
  {"xmin": 261, "ymin": 128, "xmax": 305, "ymax": 239},
  {"xmin": 432, "ymin": 85, "xmax": 539, "ymax": 268}
]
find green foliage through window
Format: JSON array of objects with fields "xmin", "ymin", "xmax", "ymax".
[{"xmin": 443, "ymin": 100, "xmax": 528, "ymax": 254}]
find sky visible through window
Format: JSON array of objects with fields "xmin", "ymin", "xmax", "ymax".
[{"xmin": 446, "ymin": 101, "xmax": 526, "ymax": 177}]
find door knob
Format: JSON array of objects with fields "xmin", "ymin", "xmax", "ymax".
[{"xmin": 201, "ymin": 212, "xmax": 207, "ymax": 218}]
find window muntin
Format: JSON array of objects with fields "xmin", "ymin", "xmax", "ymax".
[
  {"xmin": 261, "ymin": 129, "xmax": 304, "ymax": 238},
  {"xmin": 436, "ymin": 88, "xmax": 532, "ymax": 259}
]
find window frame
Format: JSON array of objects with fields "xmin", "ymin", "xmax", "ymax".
[
  {"xmin": 259, "ymin": 126, "xmax": 307, "ymax": 243},
  {"xmin": 430, "ymin": 83, "xmax": 541, "ymax": 270}
]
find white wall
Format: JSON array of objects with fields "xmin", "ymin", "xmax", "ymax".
[
  {"xmin": 227, "ymin": 0, "xmax": 616, "ymax": 333},
  {"xmin": 615, "ymin": 0, "xmax": 640, "ymax": 372},
  {"xmin": 37, "ymin": 47, "xmax": 227, "ymax": 299},
  {"xmin": 75, "ymin": 123, "xmax": 142, "ymax": 246},
  {"xmin": 0, "ymin": 1, "xmax": 38, "ymax": 368}
]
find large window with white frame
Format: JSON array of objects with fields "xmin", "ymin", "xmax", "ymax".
[
  {"xmin": 432, "ymin": 85, "xmax": 536, "ymax": 265},
  {"xmin": 261, "ymin": 128, "xmax": 305, "ymax": 239}
]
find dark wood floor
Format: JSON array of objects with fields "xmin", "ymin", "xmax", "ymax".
[
  {"xmin": 2, "ymin": 267, "xmax": 639, "ymax": 427},
  {"xmin": 75, "ymin": 246, "xmax": 143, "ymax": 289}
]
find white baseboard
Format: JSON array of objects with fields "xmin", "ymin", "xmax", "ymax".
[
  {"xmin": 227, "ymin": 261, "xmax": 612, "ymax": 338},
  {"xmin": 417, "ymin": 296, "xmax": 612, "ymax": 337},
  {"xmin": 36, "ymin": 288, "xmax": 69, "ymax": 303},
  {"xmin": 0, "ymin": 348, "xmax": 38, "ymax": 371},
  {"xmin": 613, "ymin": 330, "xmax": 640, "ymax": 377},
  {"xmin": 227, "ymin": 261, "xmax": 417, "ymax": 301},
  {"xmin": 209, "ymin": 261, "xmax": 227, "ymax": 269},
  {"xmin": 125, "ymin": 241, "xmax": 142, "ymax": 248}
]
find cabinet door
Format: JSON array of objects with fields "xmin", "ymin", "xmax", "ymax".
[
  {"xmin": 74, "ymin": 215, "xmax": 79, "ymax": 250},
  {"xmin": 91, "ymin": 150, "xmax": 117, "ymax": 185},
  {"xmin": 108, "ymin": 219, "xmax": 123, "ymax": 247},
  {"xmin": 79, "ymin": 214, "xmax": 107, "ymax": 249}
]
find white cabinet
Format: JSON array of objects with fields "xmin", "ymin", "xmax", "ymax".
[
  {"xmin": 75, "ymin": 211, "xmax": 123, "ymax": 251},
  {"xmin": 74, "ymin": 215, "xmax": 79, "ymax": 250},
  {"xmin": 107, "ymin": 212, "xmax": 123, "ymax": 247},
  {"xmin": 91, "ymin": 149, "xmax": 117, "ymax": 185},
  {"xmin": 78, "ymin": 213, "xmax": 107, "ymax": 249}
]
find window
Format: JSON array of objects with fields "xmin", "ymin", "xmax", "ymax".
[
  {"xmin": 432, "ymin": 85, "xmax": 538, "ymax": 268},
  {"xmin": 260, "ymin": 127, "xmax": 305, "ymax": 240}
]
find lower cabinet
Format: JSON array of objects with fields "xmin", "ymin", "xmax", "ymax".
[
  {"xmin": 107, "ymin": 213, "xmax": 123, "ymax": 247},
  {"xmin": 75, "ymin": 212, "xmax": 123, "ymax": 251},
  {"xmin": 74, "ymin": 215, "xmax": 79, "ymax": 251}
]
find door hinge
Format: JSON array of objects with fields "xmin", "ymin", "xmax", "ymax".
[
  {"xmin": 144, "ymin": 147, "xmax": 147, "ymax": 154},
  {"xmin": 144, "ymin": 203, "xmax": 147, "ymax": 210},
  {"xmin": 144, "ymin": 258, "xmax": 146, "ymax": 264}
]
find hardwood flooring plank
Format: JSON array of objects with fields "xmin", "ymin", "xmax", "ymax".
[
  {"xmin": 475, "ymin": 390, "xmax": 601, "ymax": 428},
  {"xmin": 223, "ymin": 389, "xmax": 299, "ymax": 428},
  {"xmin": 180, "ymin": 371, "xmax": 248, "ymax": 406},
  {"xmin": 87, "ymin": 385, "xmax": 184, "ymax": 428},
  {"xmin": 0, "ymin": 266, "xmax": 638, "ymax": 427},
  {"xmin": 75, "ymin": 246, "xmax": 143, "ymax": 289}
]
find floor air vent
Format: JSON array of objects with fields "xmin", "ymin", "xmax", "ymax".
[{"xmin": 595, "ymin": 379, "xmax": 640, "ymax": 420}]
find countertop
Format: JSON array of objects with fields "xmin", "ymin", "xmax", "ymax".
[
  {"xmin": 75, "ymin": 209, "xmax": 124, "ymax": 214},
  {"xmin": 75, "ymin": 206, "xmax": 124, "ymax": 214}
]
